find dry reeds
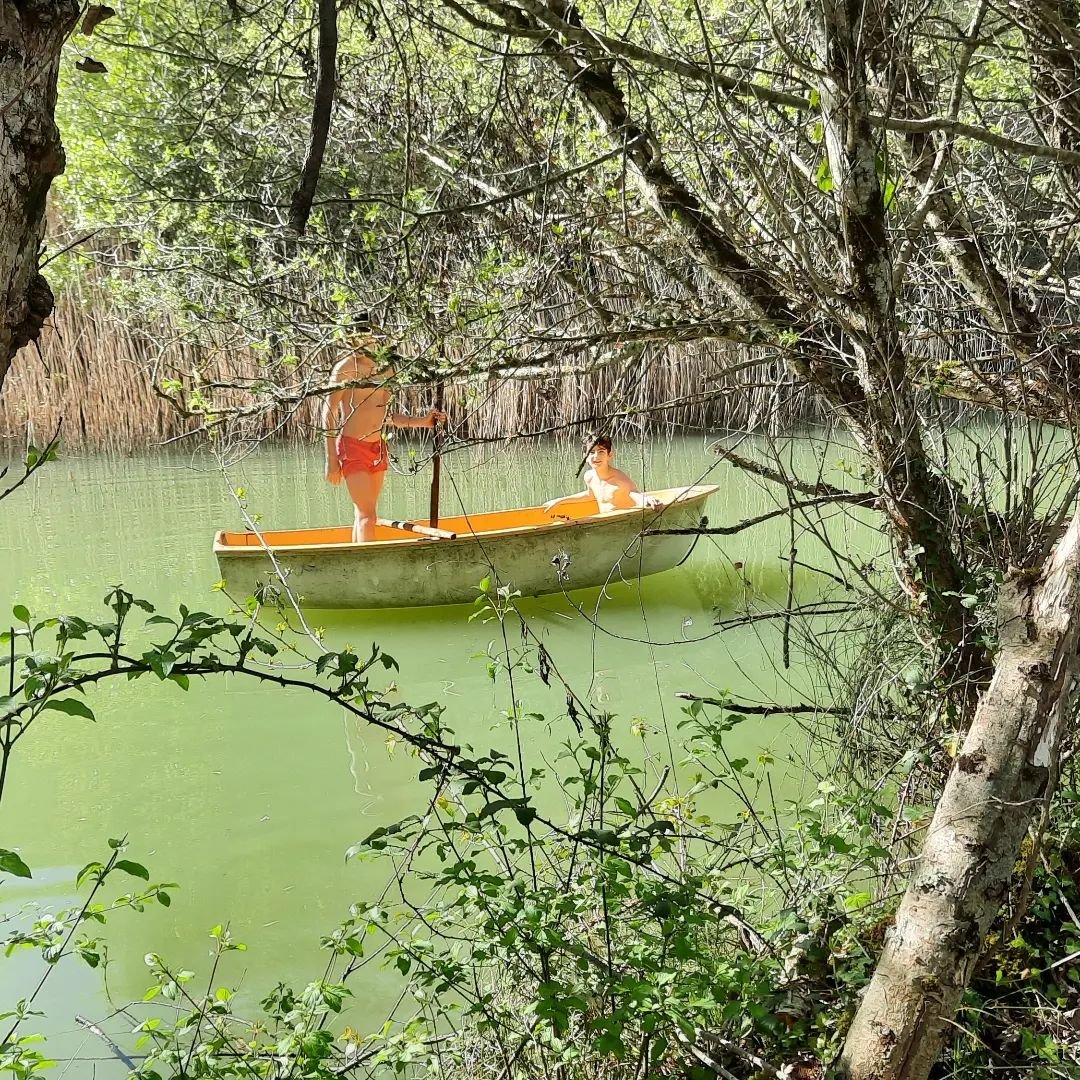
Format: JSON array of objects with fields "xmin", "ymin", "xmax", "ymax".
[{"xmin": 0, "ymin": 295, "xmax": 818, "ymax": 453}]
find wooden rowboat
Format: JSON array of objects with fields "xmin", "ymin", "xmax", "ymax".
[{"xmin": 213, "ymin": 485, "xmax": 718, "ymax": 609}]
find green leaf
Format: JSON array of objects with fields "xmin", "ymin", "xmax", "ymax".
[
  {"xmin": 814, "ymin": 158, "xmax": 833, "ymax": 193},
  {"xmin": 12, "ymin": 605, "xmax": 29, "ymax": 624},
  {"xmin": 43, "ymin": 698, "xmax": 96, "ymax": 721},
  {"xmin": 0, "ymin": 849, "xmax": 31, "ymax": 879},
  {"xmin": 115, "ymin": 860, "xmax": 150, "ymax": 880},
  {"xmin": 77, "ymin": 861, "xmax": 104, "ymax": 888},
  {"xmin": 843, "ymin": 890, "xmax": 873, "ymax": 911}
]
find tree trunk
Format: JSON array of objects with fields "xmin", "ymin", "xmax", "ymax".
[
  {"xmin": 809, "ymin": 0, "xmax": 988, "ymax": 690},
  {"xmin": 839, "ymin": 506, "xmax": 1080, "ymax": 1079},
  {"xmin": 0, "ymin": 0, "xmax": 78, "ymax": 391}
]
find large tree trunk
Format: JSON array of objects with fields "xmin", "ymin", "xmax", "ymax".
[
  {"xmin": 476, "ymin": 0, "xmax": 984, "ymax": 689},
  {"xmin": 0, "ymin": 0, "xmax": 78, "ymax": 391},
  {"xmin": 839, "ymin": 506, "xmax": 1080, "ymax": 1079},
  {"xmin": 809, "ymin": 0, "xmax": 988, "ymax": 690}
]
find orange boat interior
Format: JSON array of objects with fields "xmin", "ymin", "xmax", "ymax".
[{"xmin": 214, "ymin": 487, "xmax": 714, "ymax": 551}]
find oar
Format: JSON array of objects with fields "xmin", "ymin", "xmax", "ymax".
[
  {"xmin": 378, "ymin": 518, "xmax": 457, "ymax": 540},
  {"xmin": 429, "ymin": 382, "xmax": 445, "ymax": 529}
]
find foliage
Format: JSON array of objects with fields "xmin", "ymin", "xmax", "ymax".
[
  {"xmin": 10, "ymin": 0, "xmax": 1080, "ymax": 1073},
  {"xmin": 0, "ymin": 576, "xmax": 909, "ymax": 1077},
  {"xmin": 0, "ymin": 478, "xmax": 1078, "ymax": 1079}
]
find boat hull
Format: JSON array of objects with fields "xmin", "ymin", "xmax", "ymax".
[{"xmin": 213, "ymin": 486, "xmax": 717, "ymax": 609}]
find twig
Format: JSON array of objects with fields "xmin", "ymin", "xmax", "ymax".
[
  {"xmin": 74, "ymin": 1016, "xmax": 138, "ymax": 1071},
  {"xmin": 676, "ymin": 692, "xmax": 849, "ymax": 717},
  {"xmin": 646, "ymin": 490, "xmax": 876, "ymax": 536},
  {"xmin": 710, "ymin": 443, "xmax": 857, "ymax": 498}
]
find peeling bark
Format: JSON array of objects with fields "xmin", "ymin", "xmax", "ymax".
[
  {"xmin": 0, "ymin": 0, "xmax": 78, "ymax": 391},
  {"xmin": 839, "ymin": 509, "xmax": 1080, "ymax": 1079}
]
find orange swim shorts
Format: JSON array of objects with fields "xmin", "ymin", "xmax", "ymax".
[{"xmin": 337, "ymin": 435, "xmax": 389, "ymax": 477}]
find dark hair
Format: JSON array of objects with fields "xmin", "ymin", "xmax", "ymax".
[{"xmin": 582, "ymin": 432, "xmax": 613, "ymax": 453}]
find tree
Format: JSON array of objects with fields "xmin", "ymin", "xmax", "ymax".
[
  {"xmin": 0, "ymin": 0, "xmax": 79, "ymax": 390},
  {"xmin": 11, "ymin": 0, "xmax": 1080, "ymax": 1075}
]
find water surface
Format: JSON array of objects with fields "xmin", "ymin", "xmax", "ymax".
[{"xmin": 0, "ymin": 433, "xmax": 878, "ymax": 1068}]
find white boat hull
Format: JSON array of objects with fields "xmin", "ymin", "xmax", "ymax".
[{"xmin": 213, "ymin": 485, "xmax": 717, "ymax": 609}]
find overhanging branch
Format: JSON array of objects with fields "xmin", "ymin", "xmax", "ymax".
[{"xmin": 288, "ymin": 0, "xmax": 338, "ymax": 235}]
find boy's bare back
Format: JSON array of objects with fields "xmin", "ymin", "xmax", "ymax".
[{"xmin": 329, "ymin": 355, "xmax": 391, "ymax": 443}]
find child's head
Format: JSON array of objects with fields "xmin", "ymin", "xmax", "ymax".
[
  {"xmin": 582, "ymin": 432, "xmax": 614, "ymax": 466},
  {"xmin": 344, "ymin": 330, "xmax": 395, "ymax": 379}
]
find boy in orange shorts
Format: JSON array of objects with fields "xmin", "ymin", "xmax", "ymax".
[{"xmin": 323, "ymin": 337, "xmax": 444, "ymax": 542}]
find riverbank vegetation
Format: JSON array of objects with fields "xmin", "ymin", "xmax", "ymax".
[
  {"xmin": 0, "ymin": 294, "xmax": 815, "ymax": 451},
  {"xmin": 5, "ymin": 0, "xmax": 1080, "ymax": 1078}
]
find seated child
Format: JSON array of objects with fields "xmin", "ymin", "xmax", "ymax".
[{"xmin": 543, "ymin": 433, "xmax": 663, "ymax": 516}]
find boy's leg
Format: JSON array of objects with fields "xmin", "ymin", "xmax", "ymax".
[{"xmin": 344, "ymin": 469, "xmax": 386, "ymax": 542}]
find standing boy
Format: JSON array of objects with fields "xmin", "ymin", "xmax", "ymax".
[{"xmin": 323, "ymin": 336, "xmax": 444, "ymax": 542}]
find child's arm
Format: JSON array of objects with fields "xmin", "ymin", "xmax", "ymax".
[
  {"xmin": 389, "ymin": 408, "xmax": 446, "ymax": 429},
  {"xmin": 630, "ymin": 490, "xmax": 663, "ymax": 510},
  {"xmin": 322, "ymin": 367, "xmax": 346, "ymax": 485},
  {"xmin": 543, "ymin": 491, "xmax": 596, "ymax": 513},
  {"xmin": 616, "ymin": 469, "xmax": 662, "ymax": 509},
  {"xmin": 544, "ymin": 470, "xmax": 599, "ymax": 514}
]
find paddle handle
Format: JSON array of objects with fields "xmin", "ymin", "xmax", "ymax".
[
  {"xmin": 378, "ymin": 518, "xmax": 457, "ymax": 540},
  {"xmin": 429, "ymin": 382, "xmax": 445, "ymax": 528}
]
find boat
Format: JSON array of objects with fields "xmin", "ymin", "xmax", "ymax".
[{"xmin": 212, "ymin": 485, "xmax": 719, "ymax": 609}]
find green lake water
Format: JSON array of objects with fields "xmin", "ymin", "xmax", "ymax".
[{"xmin": 0, "ymin": 433, "xmax": 880, "ymax": 1071}]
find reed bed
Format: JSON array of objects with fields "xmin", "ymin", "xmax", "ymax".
[{"xmin": 0, "ymin": 295, "xmax": 822, "ymax": 454}]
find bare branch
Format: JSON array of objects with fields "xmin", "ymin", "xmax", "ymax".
[{"xmin": 288, "ymin": 0, "xmax": 338, "ymax": 235}]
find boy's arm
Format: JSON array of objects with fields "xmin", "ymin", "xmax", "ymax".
[
  {"xmin": 389, "ymin": 406, "xmax": 446, "ymax": 429},
  {"xmin": 543, "ymin": 490, "xmax": 595, "ymax": 512},
  {"xmin": 629, "ymin": 489, "xmax": 663, "ymax": 510},
  {"xmin": 616, "ymin": 468, "xmax": 662, "ymax": 509}
]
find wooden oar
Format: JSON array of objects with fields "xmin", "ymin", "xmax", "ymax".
[
  {"xmin": 378, "ymin": 518, "xmax": 457, "ymax": 540},
  {"xmin": 429, "ymin": 382, "xmax": 445, "ymax": 529}
]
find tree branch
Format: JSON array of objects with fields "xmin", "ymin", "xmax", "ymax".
[{"xmin": 288, "ymin": 0, "xmax": 338, "ymax": 235}]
